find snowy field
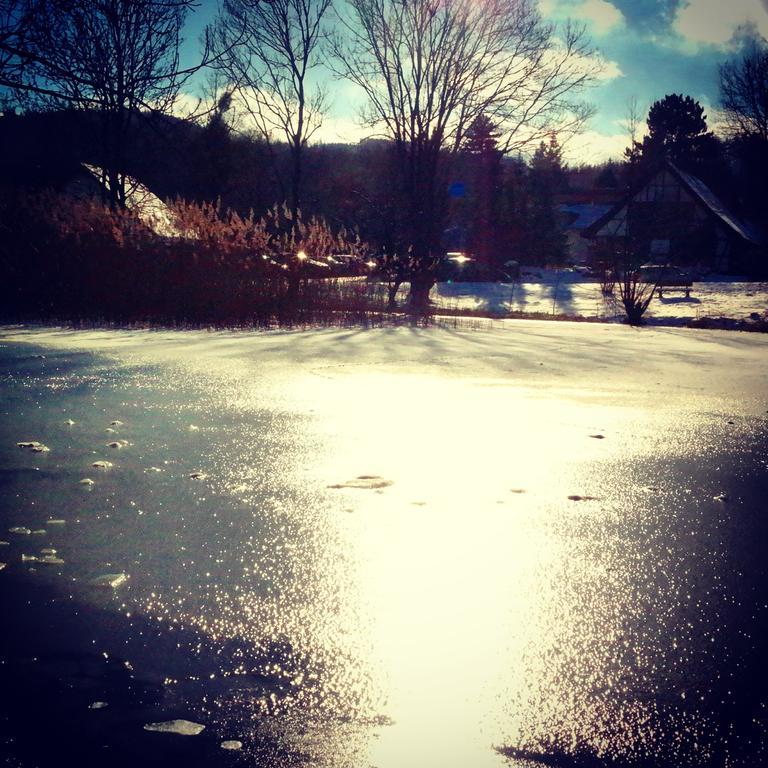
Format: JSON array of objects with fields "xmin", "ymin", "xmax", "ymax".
[
  {"xmin": 430, "ymin": 275, "xmax": 768, "ymax": 325},
  {"xmin": 1, "ymin": 322, "xmax": 768, "ymax": 768}
]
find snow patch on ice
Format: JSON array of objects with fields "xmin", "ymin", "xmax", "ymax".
[
  {"xmin": 220, "ymin": 740, "xmax": 243, "ymax": 750},
  {"xmin": 17, "ymin": 441, "xmax": 50, "ymax": 452},
  {"xmin": 90, "ymin": 573, "xmax": 129, "ymax": 588},
  {"xmin": 328, "ymin": 475, "xmax": 393, "ymax": 490},
  {"xmin": 143, "ymin": 719, "xmax": 205, "ymax": 736}
]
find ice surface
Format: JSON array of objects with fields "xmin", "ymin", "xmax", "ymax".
[{"xmin": 1, "ymin": 320, "xmax": 768, "ymax": 768}]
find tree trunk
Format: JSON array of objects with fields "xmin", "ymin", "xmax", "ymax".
[
  {"xmin": 290, "ymin": 139, "xmax": 302, "ymax": 219},
  {"xmin": 387, "ymin": 280, "xmax": 402, "ymax": 309},
  {"xmin": 407, "ymin": 272, "xmax": 435, "ymax": 312}
]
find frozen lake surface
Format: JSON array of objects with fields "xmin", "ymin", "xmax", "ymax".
[{"xmin": 1, "ymin": 322, "xmax": 767, "ymax": 768}]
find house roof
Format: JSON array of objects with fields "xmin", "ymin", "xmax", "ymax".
[
  {"xmin": 581, "ymin": 159, "xmax": 764, "ymax": 245},
  {"xmin": 81, "ymin": 164, "xmax": 179, "ymax": 238},
  {"xmin": 558, "ymin": 203, "xmax": 614, "ymax": 231},
  {"xmin": 669, "ymin": 162, "xmax": 763, "ymax": 245}
]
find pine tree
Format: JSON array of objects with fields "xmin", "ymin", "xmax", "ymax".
[
  {"xmin": 594, "ymin": 161, "xmax": 619, "ymax": 189},
  {"xmin": 631, "ymin": 94, "xmax": 722, "ymax": 175},
  {"xmin": 462, "ymin": 114, "xmax": 502, "ymax": 155},
  {"xmin": 462, "ymin": 114, "xmax": 503, "ymax": 267},
  {"xmin": 525, "ymin": 135, "xmax": 568, "ymax": 265}
]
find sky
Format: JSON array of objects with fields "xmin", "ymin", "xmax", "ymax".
[
  {"xmin": 183, "ymin": 0, "xmax": 768, "ymax": 164},
  {"xmin": 541, "ymin": 0, "xmax": 768, "ymax": 162}
]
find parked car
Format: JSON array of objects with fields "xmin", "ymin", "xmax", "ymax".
[{"xmin": 437, "ymin": 256, "xmax": 514, "ymax": 282}]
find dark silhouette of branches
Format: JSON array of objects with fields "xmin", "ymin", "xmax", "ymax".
[
  {"xmin": 720, "ymin": 42, "xmax": 768, "ymax": 142},
  {"xmin": 212, "ymin": 0, "xmax": 332, "ymax": 218},
  {"xmin": 331, "ymin": 0, "xmax": 598, "ymax": 308},
  {"xmin": 0, "ymin": 0, "xmax": 216, "ymax": 208}
]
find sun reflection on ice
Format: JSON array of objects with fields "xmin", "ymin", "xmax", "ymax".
[{"xmin": 292, "ymin": 371, "xmax": 640, "ymax": 767}]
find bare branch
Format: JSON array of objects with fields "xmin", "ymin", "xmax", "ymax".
[
  {"xmin": 211, "ymin": 0, "xmax": 332, "ymax": 214},
  {"xmin": 719, "ymin": 41, "xmax": 768, "ymax": 142}
]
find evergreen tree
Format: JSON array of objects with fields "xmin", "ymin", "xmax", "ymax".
[
  {"xmin": 628, "ymin": 94, "xmax": 723, "ymax": 177},
  {"xmin": 530, "ymin": 134, "xmax": 569, "ymax": 193},
  {"xmin": 462, "ymin": 114, "xmax": 503, "ymax": 267},
  {"xmin": 462, "ymin": 114, "xmax": 502, "ymax": 155},
  {"xmin": 525, "ymin": 135, "xmax": 568, "ymax": 265},
  {"xmin": 594, "ymin": 161, "xmax": 619, "ymax": 189}
]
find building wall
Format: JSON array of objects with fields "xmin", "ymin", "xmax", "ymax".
[{"xmin": 592, "ymin": 169, "xmax": 731, "ymax": 271}]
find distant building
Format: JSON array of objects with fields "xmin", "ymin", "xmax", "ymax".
[
  {"xmin": 0, "ymin": 159, "xmax": 179, "ymax": 238},
  {"xmin": 79, "ymin": 164, "xmax": 180, "ymax": 238},
  {"xmin": 557, "ymin": 201, "xmax": 616, "ymax": 263},
  {"xmin": 581, "ymin": 159, "xmax": 764, "ymax": 276}
]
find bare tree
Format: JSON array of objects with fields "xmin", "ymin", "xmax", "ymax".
[
  {"xmin": 621, "ymin": 95, "xmax": 642, "ymax": 149},
  {"xmin": 212, "ymin": 0, "xmax": 332, "ymax": 218},
  {"xmin": 620, "ymin": 95, "xmax": 644, "ymax": 186},
  {"xmin": 332, "ymin": 0, "xmax": 598, "ymax": 308},
  {"xmin": 719, "ymin": 42, "xmax": 768, "ymax": 142},
  {"xmin": 1, "ymin": 0, "xmax": 210, "ymax": 208},
  {"xmin": 612, "ymin": 246, "xmax": 656, "ymax": 326},
  {"xmin": 0, "ymin": 0, "xmax": 33, "ymax": 97}
]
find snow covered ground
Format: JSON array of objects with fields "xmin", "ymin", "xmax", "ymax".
[
  {"xmin": 1, "ymin": 322, "xmax": 767, "ymax": 768},
  {"xmin": 430, "ymin": 274, "xmax": 768, "ymax": 325}
]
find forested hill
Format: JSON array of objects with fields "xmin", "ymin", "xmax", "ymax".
[{"xmin": 0, "ymin": 109, "xmax": 400, "ymax": 231}]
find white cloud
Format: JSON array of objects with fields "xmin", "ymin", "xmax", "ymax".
[
  {"xmin": 168, "ymin": 91, "xmax": 212, "ymax": 120},
  {"xmin": 563, "ymin": 130, "xmax": 628, "ymax": 163},
  {"xmin": 579, "ymin": 0, "xmax": 624, "ymax": 34},
  {"xmin": 596, "ymin": 58, "xmax": 624, "ymax": 80},
  {"xmin": 539, "ymin": 0, "xmax": 624, "ymax": 34},
  {"xmin": 311, "ymin": 116, "xmax": 373, "ymax": 145},
  {"xmin": 674, "ymin": 0, "xmax": 768, "ymax": 46}
]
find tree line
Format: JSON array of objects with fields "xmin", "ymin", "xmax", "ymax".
[
  {"xmin": 1, "ymin": 0, "xmax": 767, "ymax": 321},
  {"xmin": 0, "ymin": 0, "xmax": 598, "ymax": 314}
]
